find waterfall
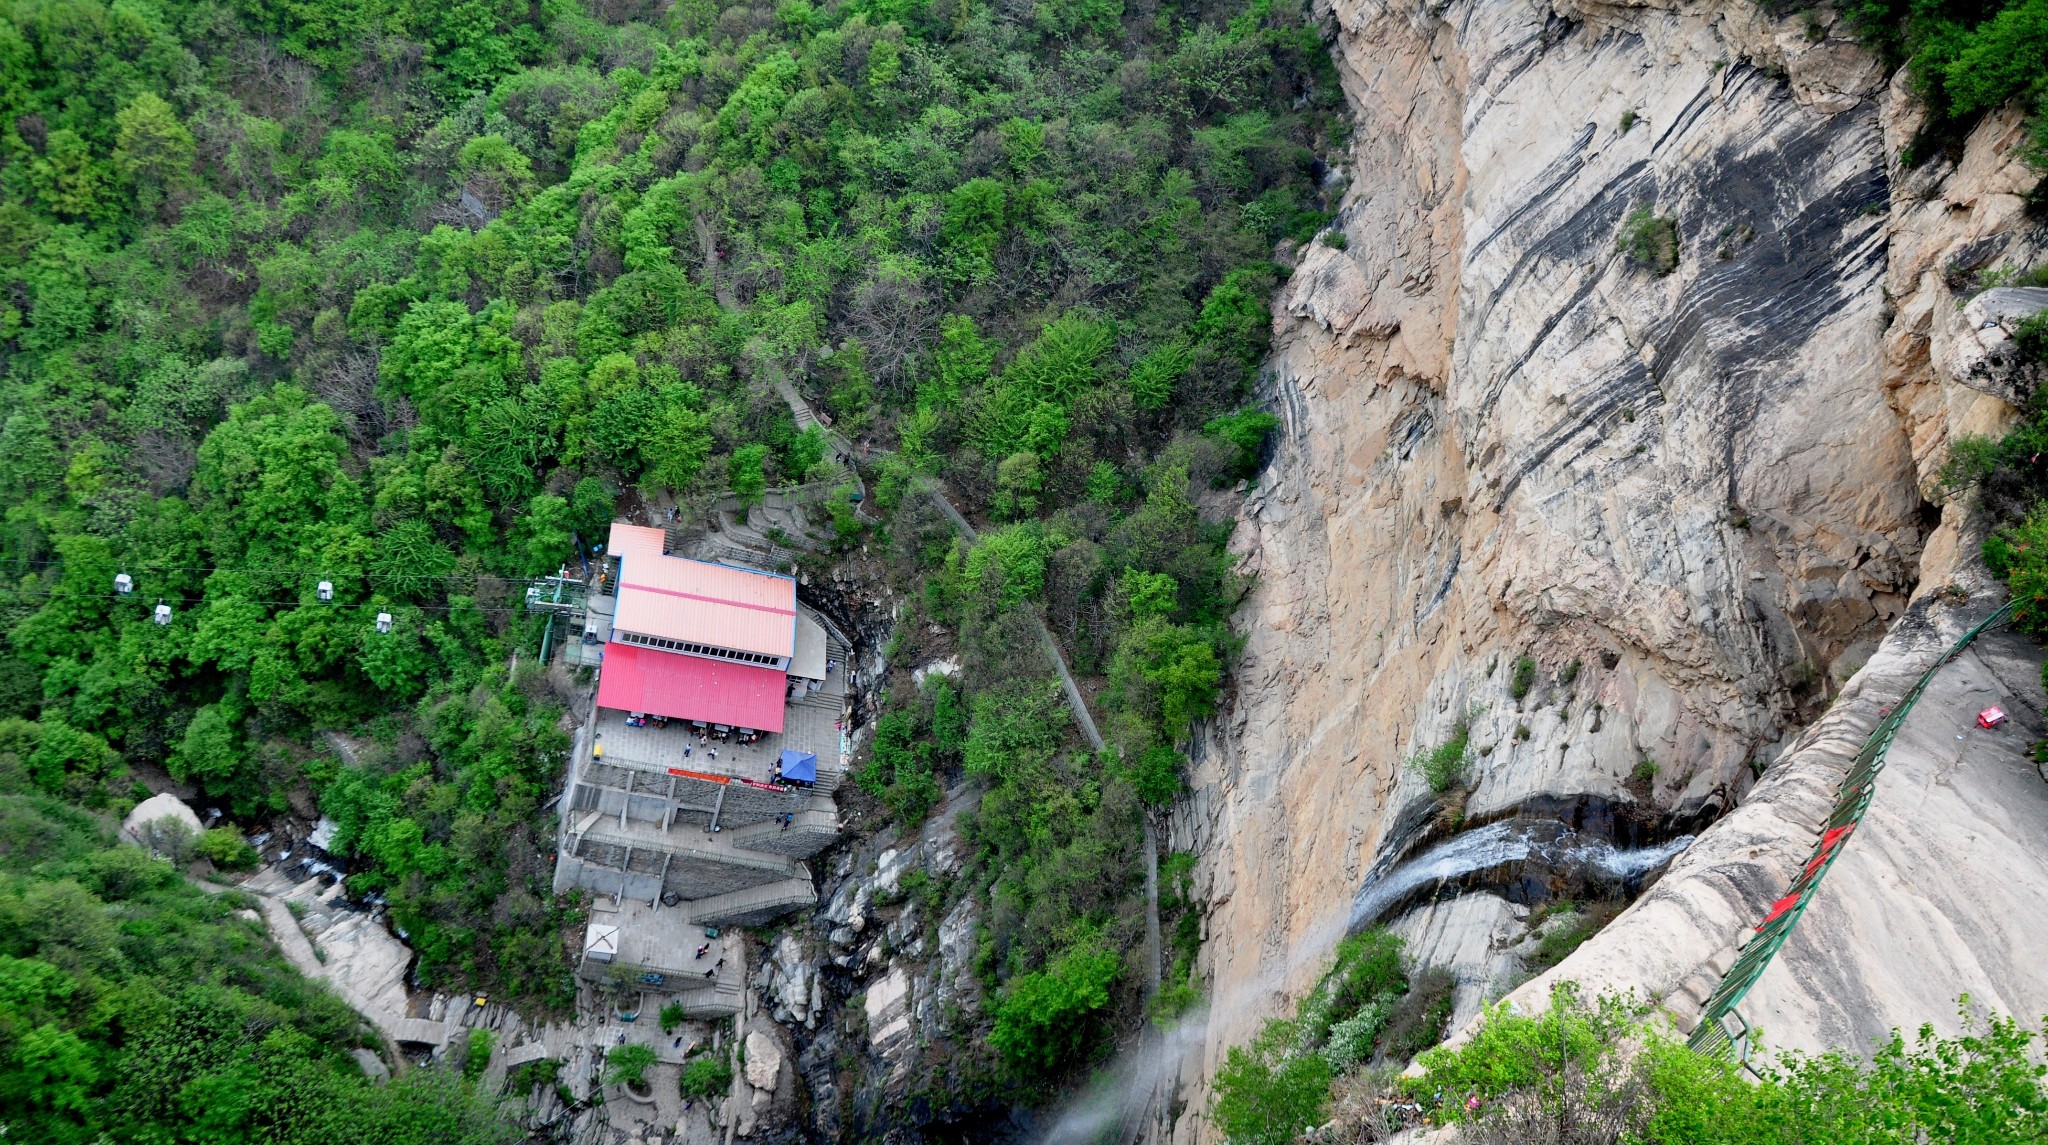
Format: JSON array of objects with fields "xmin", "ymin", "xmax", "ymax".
[{"xmin": 1349, "ymin": 818, "xmax": 1694, "ymax": 928}]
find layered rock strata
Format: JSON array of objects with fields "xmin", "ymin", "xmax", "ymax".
[{"xmin": 1174, "ymin": 0, "xmax": 2046, "ymax": 1132}]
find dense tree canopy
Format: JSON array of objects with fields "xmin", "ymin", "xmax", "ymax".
[{"xmin": 0, "ymin": 0, "xmax": 1340, "ymax": 1111}]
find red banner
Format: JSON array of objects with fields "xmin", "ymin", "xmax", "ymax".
[{"xmin": 667, "ymin": 768, "xmax": 730, "ymax": 785}]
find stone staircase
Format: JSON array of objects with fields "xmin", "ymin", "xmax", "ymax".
[
  {"xmin": 721, "ymin": 807, "xmax": 840, "ymax": 859},
  {"xmin": 686, "ymin": 876, "xmax": 819, "ymax": 927},
  {"xmin": 666, "ymin": 973, "xmax": 747, "ymax": 1018}
]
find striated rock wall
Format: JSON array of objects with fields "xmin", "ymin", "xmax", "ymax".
[
  {"xmin": 1476, "ymin": 92, "xmax": 2048, "ymax": 1058},
  {"xmin": 1174, "ymin": 0, "xmax": 2046, "ymax": 1133}
]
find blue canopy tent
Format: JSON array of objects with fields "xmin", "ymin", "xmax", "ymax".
[{"xmin": 779, "ymin": 749, "xmax": 818, "ymax": 784}]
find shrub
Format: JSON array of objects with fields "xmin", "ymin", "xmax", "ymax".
[
  {"xmin": 1632, "ymin": 757, "xmax": 1660, "ymax": 782},
  {"xmin": 508, "ymin": 1057, "xmax": 561, "ymax": 1096},
  {"xmin": 1525, "ymin": 903, "xmax": 1618, "ymax": 972},
  {"xmin": 1297, "ymin": 929, "xmax": 1409, "ymax": 1047},
  {"xmin": 1408, "ymin": 985, "xmax": 2048, "ymax": 1144},
  {"xmin": 989, "ymin": 930, "xmax": 1123, "ymax": 1075},
  {"xmin": 1211, "ymin": 1019, "xmax": 1335, "ymax": 1145},
  {"xmin": 136, "ymin": 816, "xmax": 197, "ymax": 865},
  {"xmin": 1128, "ymin": 743, "xmax": 1185, "ymax": 806},
  {"xmin": 604, "ymin": 1042, "xmax": 657, "ymax": 1088},
  {"xmin": 659, "ymin": 1000, "xmax": 685, "ymax": 1033},
  {"xmin": 1986, "ymin": 505, "xmax": 2048, "ymax": 634},
  {"xmin": 1509, "ymin": 655, "xmax": 1538, "ymax": 701},
  {"xmin": 1202, "ymin": 409, "xmax": 1282, "ymax": 482},
  {"xmin": 1409, "ymin": 721, "xmax": 1472, "ymax": 794},
  {"xmin": 1152, "ymin": 962, "xmax": 1202, "ymax": 1023},
  {"xmin": 961, "ymin": 681, "xmax": 1070, "ymax": 779},
  {"xmin": 1324, "ymin": 1003, "xmax": 1393, "ymax": 1071},
  {"xmin": 196, "ymin": 826, "xmax": 259, "ymax": 869},
  {"xmin": 1618, "ymin": 207, "xmax": 1679, "ymax": 276},
  {"xmin": 857, "ymin": 709, "xmax": 942, "ymax": 823},
  {"xmin": 463, "ymin": 1028, "xmax": 495, "ymax": 1080},
  {"xmin": 679, "ymin": 1054, "xmax": 733, "ymax": 1098},
  {"xmin": 1380, "ymin": 967, "xmax": 1456, "ymax": 1062}
]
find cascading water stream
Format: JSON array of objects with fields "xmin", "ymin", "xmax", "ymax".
[
  {"xmin": 1033, "ymin": 817, "xmax": 1695, "ymax": 1145},
  {"xmin": 1349, "ymin": 818, "xmax": 1695, "ymax": 929}
]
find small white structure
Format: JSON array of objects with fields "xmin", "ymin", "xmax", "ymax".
[
  {"xmin": 114, "ymin": 573, "xmax": 133, "ymax": 595},
  {"xmin": 316, "ymin": 580, "xmax": 334, "ymax": 602},
  {"xmin": 375, "ymin": 612, "xmax": 393, "ymax": 633},
  {"xmin": 153, "ymin": 603, "xmax": 172, "ymax": 625},
  {"xmin": 583, "ymin": 922, "xmax": 620, "ymax": 963}
]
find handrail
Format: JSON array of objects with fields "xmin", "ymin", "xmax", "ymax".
[{"xmin": 1687, "ymin": 599, "xmax": 2017, "ymax": 1057}]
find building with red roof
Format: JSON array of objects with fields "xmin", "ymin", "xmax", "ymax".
[{"xmin": 551, "ymin": 521, "xmax": 849, "ymax": 1001}]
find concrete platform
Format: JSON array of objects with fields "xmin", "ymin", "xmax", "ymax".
[
  {"xmin": 579, "ymin": 897, "xmax": 743, "ymax": 1015},
  {"xmin": 591, "ymin": 691, "xmax": 846, "ymax": 792}
]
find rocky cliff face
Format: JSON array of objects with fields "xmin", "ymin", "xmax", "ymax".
[{"xmin": 1175, "ymin": 0, "xmax": 2045, "ymax": 1131}]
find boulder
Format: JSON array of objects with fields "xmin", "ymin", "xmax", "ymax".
[
  {"xmin": 121, "ymin": 793, "xmax": 202, "ymax": 855},
  {"xmin": 1943, "ymin": 286, "xmax": 2048, "ymax": 404},
  {"xmin": 743, "ymin": 1029, "xmax": 781, "ymax": 1091}
]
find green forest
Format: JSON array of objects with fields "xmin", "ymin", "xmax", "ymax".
[
  {"xmin": 19, "ymin": 0, "xmax": 2048, "ymax": 1129},
  {"xmin": 0, "ymin": 0, "xmax": 1341, "ymax": 1126},
  {"xmin": 0, "ymin": 767, "xmax": 522, "ymax": 1143}
]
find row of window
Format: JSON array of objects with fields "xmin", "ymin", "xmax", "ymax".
[{"xmin": 616, "ymin": 629, "xmax": 785, "ymax": 666}]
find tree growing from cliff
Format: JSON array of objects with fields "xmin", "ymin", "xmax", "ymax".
[
  {"xmin": 1212, "ymin": 1019, "xmax": 1336, "ymax": 1145},
  {"xmin": 988, "ymin": 930, "xmax": 1124, "ymax": 1076}
]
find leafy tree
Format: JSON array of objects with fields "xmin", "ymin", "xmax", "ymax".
[
  {"xmin": 730, "ymin": 443, "xmax": 770, "ymax": 505},
  {"xmin": 519, "ymin": 493, "xmax": 576, "ymax": 573},
  {"xmin": 988, "ymin": 929, "xmax": 1123, "ymax": 1075},
  {"xmin": 1211, "ymin": 1019, "xmax": 1335, "ymax": 1145},
  {"xmin": 962, "ymin": 683, "xmax": 1070, "ymax": 779},
  {"xmin": 680, "ymin": 1054, "xmax": 733, "ymax": 1098},
  {"xmin": 196, "ymin": 826, "xmax": 260, "ymax": 869},
  {"xmin": 605, "ymin": 1042, "xmax": 658, "ymax": 1087},
  {"xmin": 113, "ymin": 92, "xmax": 195, "ymax": 211},
  {"xmin": 1203, "ymin": 409, "xmax": 1281, "ymax": 481},
  {"xmin": 857, "ymin": 709, "xmax": 942, "ymax": 822}
]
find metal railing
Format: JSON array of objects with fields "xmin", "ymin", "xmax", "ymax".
[{"xmin": 1688, "ymin": 600, "xmax": 2017, "ymax": 1058}]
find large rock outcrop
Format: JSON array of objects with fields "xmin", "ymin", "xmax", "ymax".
[
  {"xmin": 1171, "ymin": 0, "xmax": 2046, "ymax": 1134},
  {"xmin": 1486, "ymin": 586, "xmax": 2048, "ymax": 1061}
]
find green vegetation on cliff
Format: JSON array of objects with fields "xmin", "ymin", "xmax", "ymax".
[
  {"xmin": 1215, "ymin": 978, "xmax": 2048, "ymax": 1145},
  {"xmin": 1846, "ymin": 0, "xmax": 2048, "ymax": 173},
  {"xmin": 0, "ymin": 0, "xmax": 1341, "ymax": 1110}
]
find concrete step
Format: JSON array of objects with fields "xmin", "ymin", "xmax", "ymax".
[
  {"xmin": 686, "ymin": 876, "xmax": 817, "ymax": 927},
  {"xmin": 653, "ymin": 972, "xmax": 745, "ymax": 1019},
  {"xmin": 722, "ymin": 808, "xmax": 839, "ymax": 859}
]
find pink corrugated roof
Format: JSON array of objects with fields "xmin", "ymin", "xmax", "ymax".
[
  {"xmin": 607, "ymin": 522, "xmax": 667, "ymax": 563},
  {"xmin": 614, "ymin": 555, "xmax": 797, "ymax": 658},
  {"xmin": 595, "ymin": 643, "xmax": 787, "ymax": 732}
]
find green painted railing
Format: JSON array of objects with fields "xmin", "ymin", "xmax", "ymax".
[{"xmin": 1687, "ymin": 599, "xmax": 2018, "ymax": 1059}]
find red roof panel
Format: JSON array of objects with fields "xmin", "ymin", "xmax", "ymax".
[
  {"xmin": 613, "ymin": 555, "xmax": 797, "ymax": 658},
  {"xmin": 594, "ymin": 643, "xmax": 788, "ymax": 733}
]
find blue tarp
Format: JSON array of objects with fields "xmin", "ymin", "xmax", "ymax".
[{"xmin": 779, "ymin": 749, "xmax": 817, "ymax": 783}]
